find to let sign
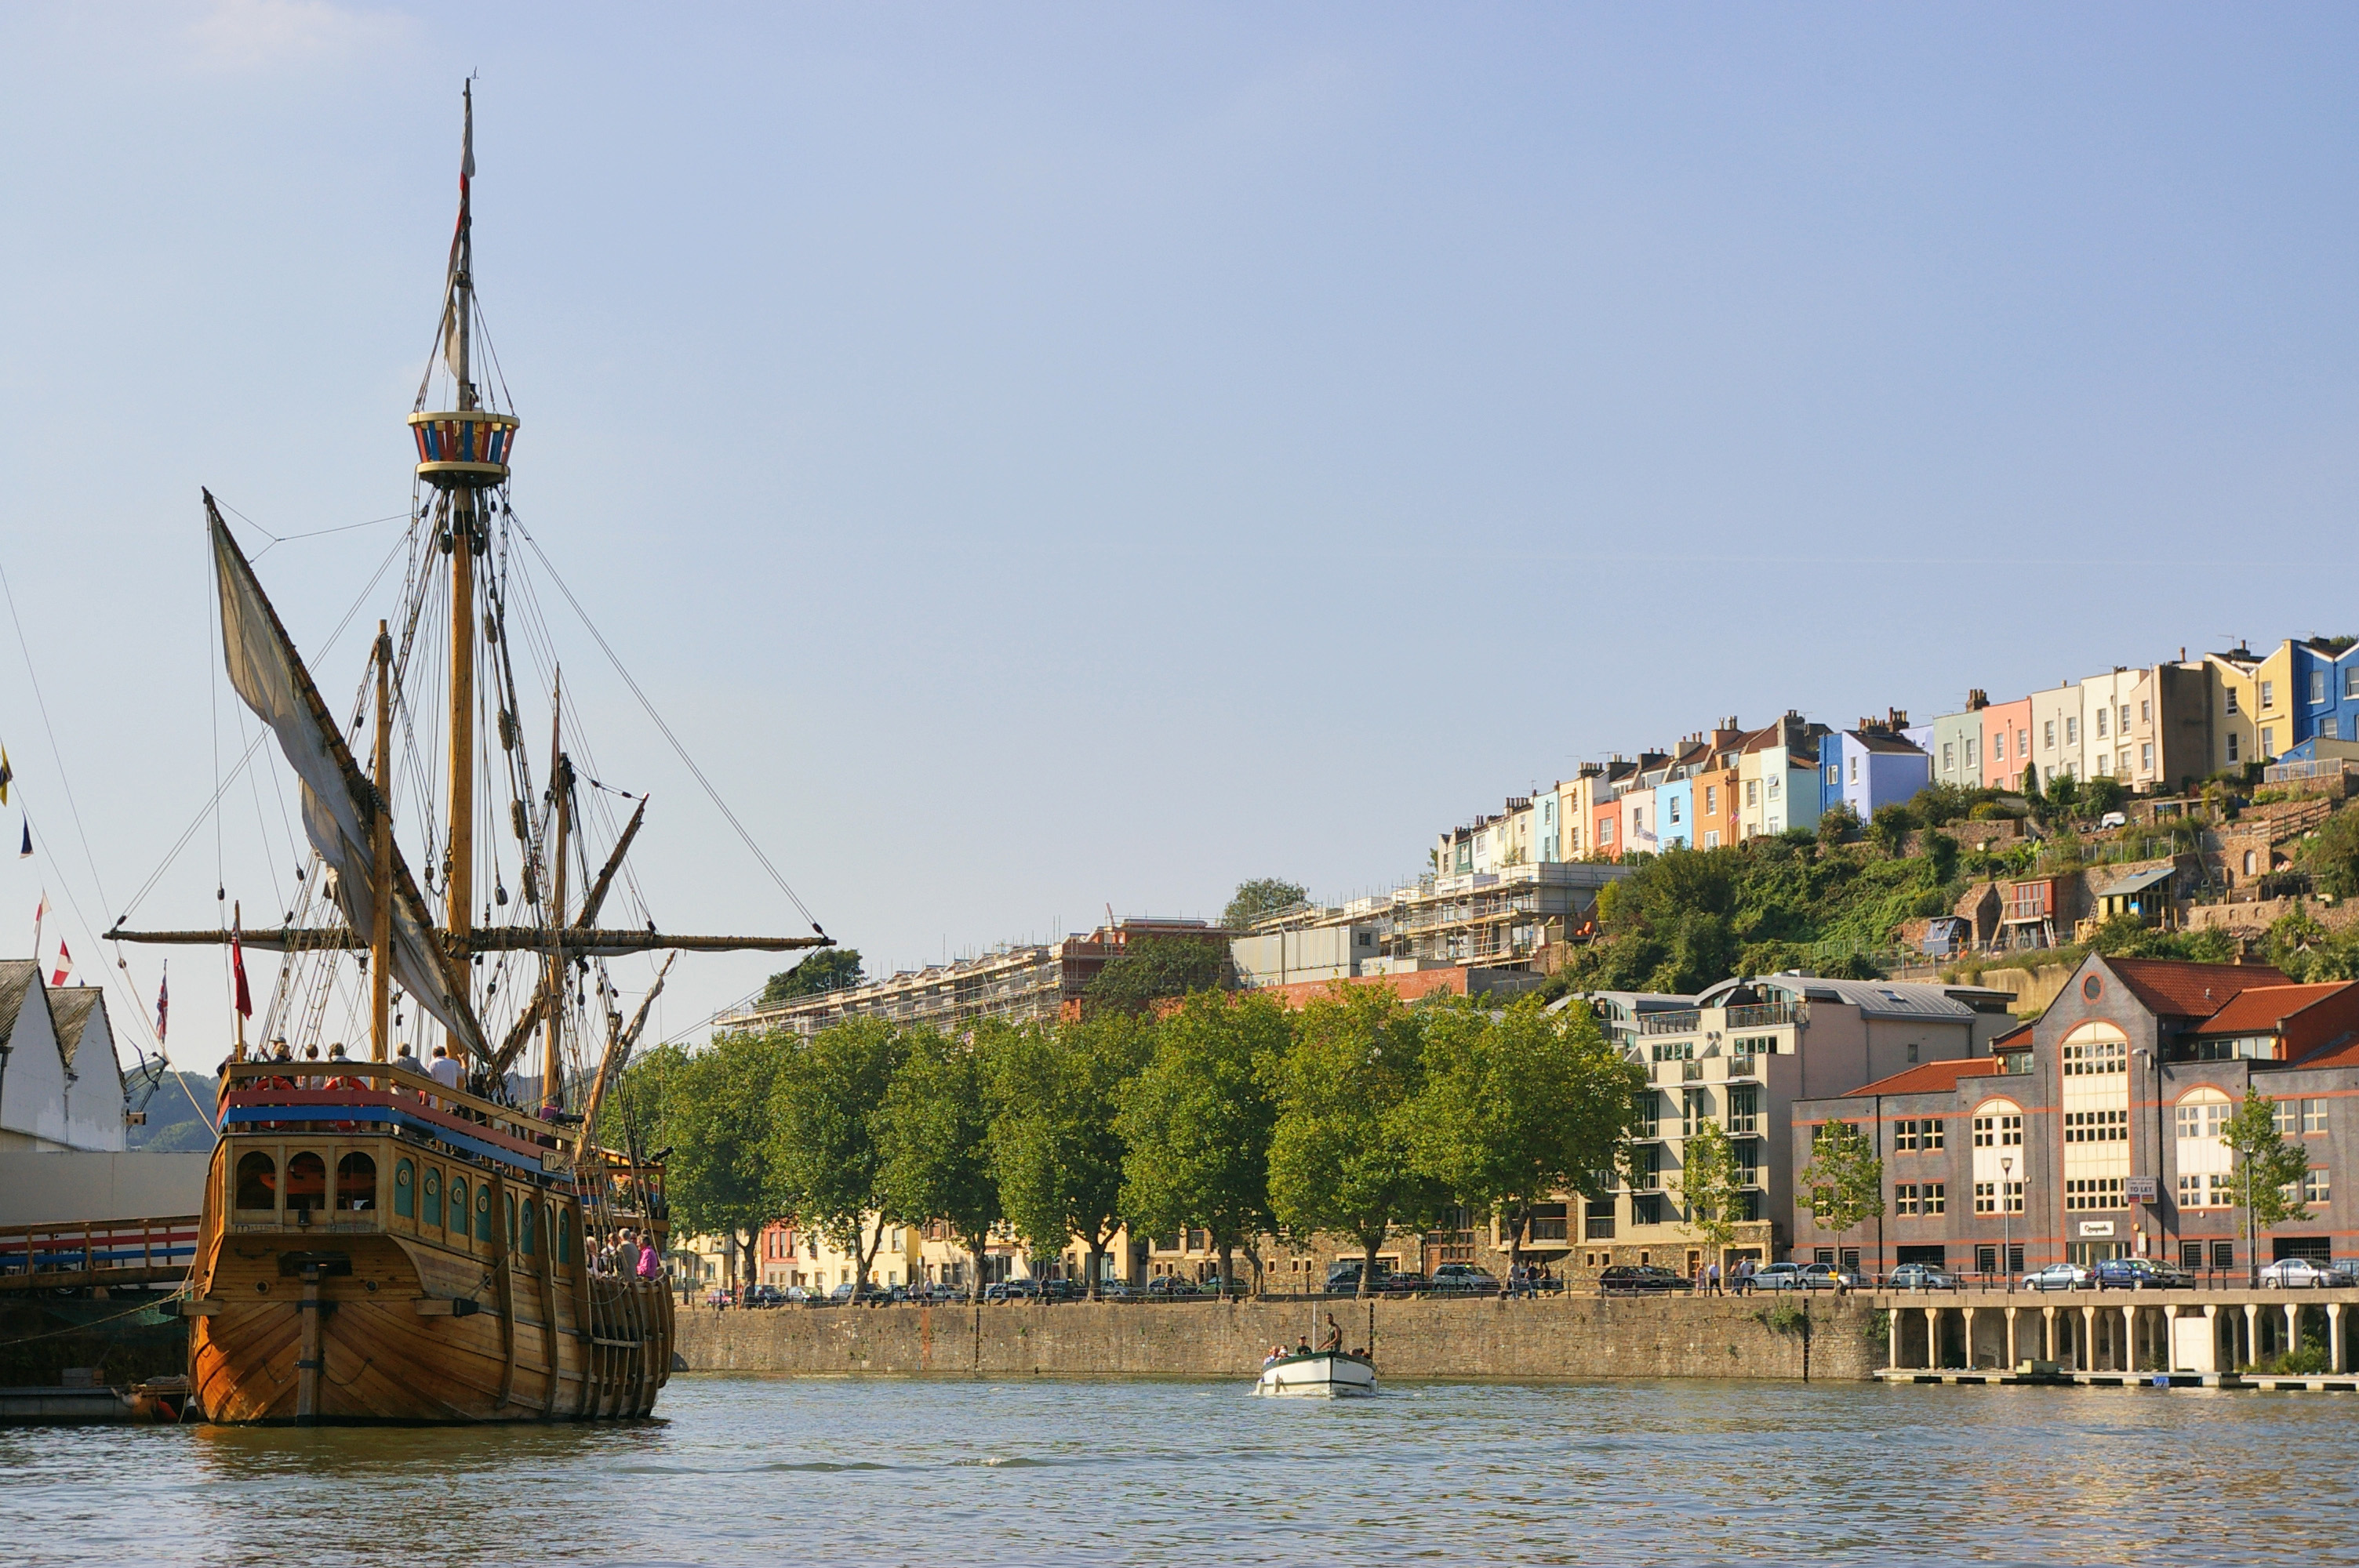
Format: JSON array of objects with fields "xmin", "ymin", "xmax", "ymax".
[{"xmin": 2125, "ymin": 1176, "xmax": 2160, "ymax": 1205}]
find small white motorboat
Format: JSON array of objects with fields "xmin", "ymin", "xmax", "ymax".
[{"xmin": 1256, "ymin": 1350, "xmax": 1377, "ymax": 1397}]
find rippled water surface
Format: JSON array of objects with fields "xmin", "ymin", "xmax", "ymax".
[{"xmin": 9, "ymin": 1375, "xmax": 2357, "ymax": 1566}]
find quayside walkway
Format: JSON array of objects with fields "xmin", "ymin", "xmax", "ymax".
[
  {"xmin": 0, "ymin": 1217, "xmax": 199, "ymax": 1294},
  {"xmin": 1870, "ymin": 1284, "xmax": 2359, "ymax": 1381}
]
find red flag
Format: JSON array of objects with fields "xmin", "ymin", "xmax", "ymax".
[
  {"xmin": 49, "ymin": 938, "xmax": 72, "ymax": 988},
  {"xmin": 231, "ymin": 927, "xmax": 252, "ymax": 1018},
  {"xmin": 155, "ymin": 963, "xmax": 169, "ymax": 1044}
]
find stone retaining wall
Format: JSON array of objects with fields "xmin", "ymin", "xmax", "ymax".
[{"xmin": 674, "ymin": 1294, "xmax": 1882, "ymax": 1383}]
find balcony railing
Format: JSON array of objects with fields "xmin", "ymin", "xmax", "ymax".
[
  {"xmin": 1681, "ymin": 1062, "xmax": 1703, "ymax": 1082},
  {"xmin": 1725, "ymin": 1056, "xmax": 1756, "ymax": 1079},
  {"xmin": 1528, "ymin": 1218, "xmax": 1568, "ymax": 1241},
  {"xmin": 1639, "ymin": 1010, "xmax": 1703, "ymax": 1036},
  {"xmin": 1584, "ymin": 1218, "xmax": 1616, "ymax": 1240},
  {"xmin": 1725, "ymin": 1002, "xmax": 1794, "ymax": 1029}
]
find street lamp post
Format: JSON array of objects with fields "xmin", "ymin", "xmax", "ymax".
[{"xmin": 2001, "ymin": 1153, "xmax": 2015, "ymax": 1294}]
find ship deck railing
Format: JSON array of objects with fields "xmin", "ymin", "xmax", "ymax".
[
  {"xmin": 0, "ymin": 1214, "xmax": 202, "ymax": 1293},
  {"xmin": 219, "ymin": 1062, "xmax": 657, "ymax": 1203}
]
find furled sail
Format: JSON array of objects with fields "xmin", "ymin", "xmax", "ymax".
[{"xmin": 209, "ymin": 503, "xmax": 487, "ymax": 1058}]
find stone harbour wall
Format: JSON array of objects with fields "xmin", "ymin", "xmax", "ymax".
[{"xmin": 674, "ymin": 1294, "xmax": 1883, "ymax": 1383}]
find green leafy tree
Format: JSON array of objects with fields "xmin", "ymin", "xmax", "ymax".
[
  {"xmin": 1117, "ymin": 991, "xmax": 1286, "ymax": 1298},
  {"xmin": 2083, "ymin": 777, "xmax": 2128, "ymax": 818},
  {"xmin": 1083, "ymin": 935, "xmax": 1226, "ymax": 1017},
  {"xmin": 2223, "ymin": 1092, "xmax": 2314, "ymax": 1287},
  {"xmin": 1223, "ymin": 878, "xmax": 1310, "ymax": 931},
  {"xmin": 1867, "ymin": 802, "xmax": 1918, "ymax": 855},
  {"xmin": 874, "ymin": 1027, "xmax": 1001, "ymax": 1301},
  {"xmin": 989, "ymin": 1014, "xmax": 1150, "ymax": 1298},
  {"xmin": 768, "ymin": 1018, "xmax": 908, "ymax": 1303},
  {"xmin": 1412, "ymin": 997, "xmax": 1647, "ymax": 1287},
  {"xmin": 2299, "ymin": 809, "xmax": 2359, "ymax": 901},
  {"xmin": 1797, "ymin": 1119, "xmax": 1883, "ymax": 1278},
  {"xmin": 1816, "ymin": 800, "xmax": 1863, "ymax": 848},
  {"xmin": 644, "ymin": 1033, "xmax": 787, "ymax": 1289},
  {"xmin": 1673, "ymin": 1119, "xmax": 1743, "ymax": 1281},
  {"xmin": 761, "ymin": 948, "xmax": 864, "ymax": 1006},
  {"xmin": 1267, "ymin": 985, "xmax": 1438, "ymax": 1298}
]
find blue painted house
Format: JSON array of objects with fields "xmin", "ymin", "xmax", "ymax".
[
  {"xmin": 2290, "ymin": 637, "xmax": 2359, "ymax": 748},
  {"xmin": 1823, "ymin": 713, "xmax": 1932, "ymax": 820}
]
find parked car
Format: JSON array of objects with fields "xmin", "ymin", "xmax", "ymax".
[
  {"xmin": 2022, "ymin": 1263, "xmax": 2092, "ymax": 1293},
  {"xmin": 1750, "ymin": 1262, "xmax": 1808, "ymax": 1292},
  {"xmin": 1198, "ymin": 1276, "xmax": 1251, "ymax": 1297},
  {"xmin": 1800, "ymin": 1262, "xmax": 1862, "ymax": 1290},
  {"xmin": 1886, "ymin": 1263, "xmax": 1961, "ymax": 1292},
  {"xmin": 703, "ymin": 1287, "xmax": 732, "ymax": 1308},
  {"xmin": 1145, "ymin": 1276, "xmax": 1200, "ymax": 1298},
  {"xmin": 1428, "ymin": 1264, "xmax": 1503, "ymax": 1294},
  {"xmin": 2259, "ymin": 1258, "xmax": 2350, "ymax": 1289},
  {"xmin": 1094, "ymin": 1280, "xmax": 1139, "ymax": 1301},
  {"xmin": 982, "ymin": 1279, "xmax": 1039, "ymax": 1303},
  {"xmin": 2095, "ymin": 1258, "xmax": 2195, "ymax": 1290},
  {"xmin": 1598, "ymin": 1264, "xmax": 1690, "ymax": 1295},
  {"xmin": 1379, "ymin": 1271, "xmax": 1431, "ymax": 1297},
  {"xmin": 1325, "ymin": 1261, "xmax": 1392, "ymax": 1294}
]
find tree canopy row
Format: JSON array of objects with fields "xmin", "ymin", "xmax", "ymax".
[{"xmin": 609, "ymin": 988, "xmax": 1645, "ymax": 1300}]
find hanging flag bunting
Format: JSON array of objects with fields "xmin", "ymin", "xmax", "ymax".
[
  {"xmin": 155, "ymin": 961, "xmax": 169, "ymax": 1045},
  {"xmin": 16, "ymin": 817, "xmax": 27, "ymax": 858},
  {"xmin": 0, "ymin": 745, "xmax": 11, "ymax": 804},
  {"xmin": 31, "ymin": 890, "xmax": 48, "ymax": 958},
  {"xmin": 50, "ymin": 938, "xmax": 73, "ymax": 989},
  {"xmin": 231, "ymin": 923, "xmax": 253, "ymax": 1019}
]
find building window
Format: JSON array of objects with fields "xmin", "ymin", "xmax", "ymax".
[
  {"xmin": 2065, "ymin": 1177, "xmax": 2125, "ymax": 1211},
  {"xmin": 1669, "ymin": 797, "xmax": 1681, "ymax": 824},
  {"xmin": 1895, "ymin": 1120, "xmax": 1915, "ymax": 1152},
  {"xmin": 2226, "ymin": 689, "xmax": 2241, "ymax": 716},
  {"xmin": 1941, "ymin": 743, "xmax": 1954, "ymax": 771},
  {"xmin": 1966, "ymin": 739, "xmax": 1979, "ymax": 768},
  {"xmin": 1994, "ymin": 731, "xmax": 2008, "ymax": 761},
  {"xmin": 2062, "ymin": 1040, "xmax": 2127, "ymax": 1076},
  {"xmin": 2063, "ymin": 1109, "xmax": 2129, "ymax": 1143},
  {"xmin": 1600, "ymin": 819, "xmax": 1614, "ymax": 844},
  {"xmin": 1924, "ymin": 1182, "xmax": 1945, "ymax": 1215},
  {"xmin": 1972, "ymin": 1112, "xmax": 2023, "ymax": 1147},
  {"xmin": 2305, "ymin": 1168, "xmax": 2330, "ymax": 1205},
  {"xmin": 2065, "ymin": 717, "xmax": 2078, "ymax": 745},
  {"xmin": 1631, "ymin": 1145, "xmax": 1659, "ymax": 1190},
  {"xmin": 1727, "ymin": 1083, "xmax": 1761, "ymax": 1135},
  {"xmin": 1704, "ymin": 786, "xmax": 1717, "ymax": 814},
  {"xmin": 2095, "ymin": 707, "xmax": 2108, "ymax": 739},
  {"xmin": 1634, "ymin": 1194, "xmax": 1664, "ymax": 1225},
  {"xmin": 2328, "ymin": 719, "xmax": 2343, "ymax": 741},
  {"xmin": 1974, "ymin": 1181, "xmax": 1997, "ymax": 1215},
  {"xmin": 2005, "ymin": 1181, "xmax": 2023, "ymax": 1214},
  {"xmin": 2044, "ymin": 720, "xmax": 2055, "ymax": 750},
  {"xmin": 2348, "ymin": 666, "xmax": 2359, "ymax": 701},
  {"xmin": 2142, "ymin": 742, "xmax": 2155, "ymax": 771},
  {"xmin": 1681, "ymin": 1089, "xmax": 1707, "ymax": 1139},
  {"xmin": 1703, "ymin": 831, "xmax": 1719, "ymax": 848},
  {"xmin": 1635, "ymin": 1091, "xmax": 1660, "ymax": 1137},
  {"xmin": 1768, "ymin": 778, "xmax": 1780, "ymax": 802},
  {"xmin": 2243, "ymin": 849, "xmax": 2259, "ymax": 877},
  {"xmin": 2176, "ymin": 1173, "xmax": 2210, "ymax": 1208},
  {"xmin": 1896, "ymin": 1183, "xmax": 1918, "ymax": 1216},
  {"xmin": 2260, "ymin": 679, "xmax": 2275, "ymax": 711},
  {"xmin": 2304, "ymin": 1098, "xmax": 2328, "ymax": 1134},
  {"xmin": 1849, "ymin": 757, "xmax": 1859, "ymax": 783},
  {"xmin": 2312, "ymin": 670, "xmax": 2328, "ymax": 705},
  {"xmin": 2177, "ymin": 1101, "xmax": 2230, "ymax": 1139}
]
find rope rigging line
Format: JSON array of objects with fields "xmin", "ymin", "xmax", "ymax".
[{"xmin": 507, "ymin": 511, "xmax": 826, "ymax": 935}]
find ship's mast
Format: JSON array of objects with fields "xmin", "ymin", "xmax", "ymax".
[{"xmin": 445, "ymin": 81, "xmax": 479, "ymax": 1040}]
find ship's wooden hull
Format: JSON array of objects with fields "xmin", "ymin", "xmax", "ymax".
[{"xmin": 188, "ymin": 1132, "xmax": 674, "ymax": 1424}]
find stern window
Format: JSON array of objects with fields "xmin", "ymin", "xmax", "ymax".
[
  {"xmin": 285, "ymin": 1152, "xmax": 327, "ymax": 1218},
  {"xmin": 393, "ymin": 1159, "xmax": 415, "ymax": 1220},
  {"xmin": 234, "ymin": 1151, "xmax": 278, "ymax": 1211},
  {"xmin": 336, "ymin": 1152, "xmax": 377, "ymax": 1211}
]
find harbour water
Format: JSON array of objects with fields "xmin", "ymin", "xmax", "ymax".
[{"xmin": 9, "ymin": 1375, "xmax": 2355, "ymax": 1566}]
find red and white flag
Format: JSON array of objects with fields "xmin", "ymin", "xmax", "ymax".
[
  {"xmin": 31, "ymin": 890, "xmax": 48, "ymax": 960},
  {"xmin": 49, "ymin": 938, "xmax": 72, "ymax": 988},
  {"xmin": 155, "ymin": 962, "xmax": 169, "ymax": 1045}
]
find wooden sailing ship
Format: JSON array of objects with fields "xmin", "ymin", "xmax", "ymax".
[{"xmin": 113, "ymin": 85, "xmax": 828, "ymax": 1423}]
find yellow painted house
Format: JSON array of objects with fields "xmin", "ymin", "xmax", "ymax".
[{"xmin": 2204, "ymin": 642, "xmax": 2296, "ymax": 773}]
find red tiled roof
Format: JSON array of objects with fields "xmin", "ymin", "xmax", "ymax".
[
  {"xmin": 2104, "ymin": 958, "xmax": 2291, "ymax": 1021},
  {"xmin": 2186, "ymin": 983, "xmax": 2358, "ymax": 1037},
  {"xmin": 1991, "ymin": 1022, "xmax": 2033, "ymax": 1048},
  {"xmin": 2294, "ymin": 1034, "xmax": 2359, "ymax": 1070},
  {"xmin": 1844, "ymin": 1058, "xmax": 2004, "ymax": 1098}
]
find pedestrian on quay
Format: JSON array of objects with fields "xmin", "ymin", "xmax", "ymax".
[{"xmin": 1707, "ymin": 1258, "xmax": 1721, "ymax": 1296}]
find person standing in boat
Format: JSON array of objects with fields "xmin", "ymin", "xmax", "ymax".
[{"xmin": 1320, "ymin": 1313, "xmax": 1343, "ymax": 1353}]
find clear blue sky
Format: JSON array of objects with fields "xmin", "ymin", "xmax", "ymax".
[{"xmin": 2, "ymin": 3, "xmax": 2354, "ymax": 1068}]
